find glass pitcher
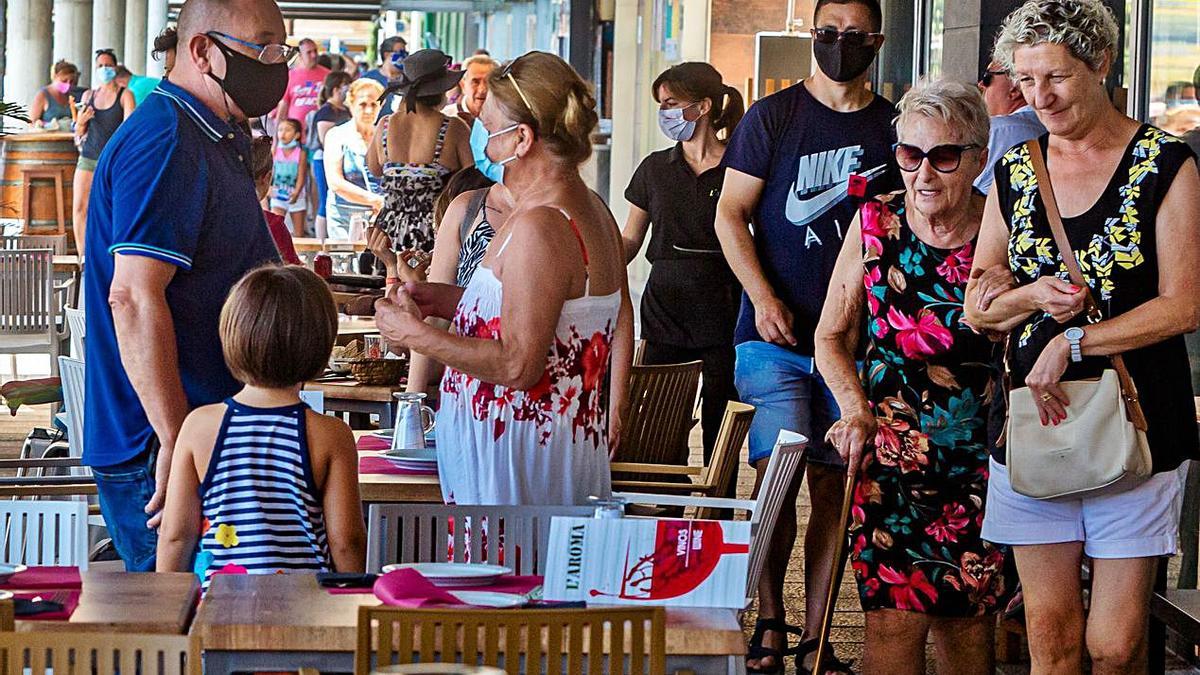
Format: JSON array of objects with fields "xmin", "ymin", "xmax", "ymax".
[{"xmin": 391, "ymin": 392, "xmax": 435, "ymax": 452}]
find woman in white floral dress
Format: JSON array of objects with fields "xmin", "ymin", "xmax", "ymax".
[{"xmin": 374, "ymin": 52, "xmax": 634, "ymax": 505}]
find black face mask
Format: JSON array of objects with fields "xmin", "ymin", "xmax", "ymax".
[
  {"xmin": 813, "ymin": 40, "xmax": 877, "ymax": 83},
  {"xmin": 206, "ymin": 37, "xmax": 289, "ymax": 119}
]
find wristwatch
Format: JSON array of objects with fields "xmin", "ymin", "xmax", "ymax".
[{"xmin": 1064, "ymin": 326, "xmax": 1085, "ymax": 363}]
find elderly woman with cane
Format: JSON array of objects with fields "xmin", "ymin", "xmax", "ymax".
[{"xmin": 814, "ymin": 79, "xmax": 1014, "ymax": 675}]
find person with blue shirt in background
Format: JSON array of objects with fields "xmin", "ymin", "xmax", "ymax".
[
  {"xmin": 83, "ymin": 0, "xmax": 288, "ymax": 571},
  {"xmin": 714, "ymin": 0, "xmax": 898, "ymax": 671},
  {"xmin": 974, "ymin": 58, "xmax": 1045, "ymax": 195}
]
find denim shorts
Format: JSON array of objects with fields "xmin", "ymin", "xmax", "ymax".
[
  {"xmin": 734, "ymin": 341, "xmax": 842, "ymax": 466},
  {"xmin": 91, "ymin": 442, "xmax": 159, "ymax": 572}
]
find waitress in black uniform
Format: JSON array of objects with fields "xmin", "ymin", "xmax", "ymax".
[{"xmin": 622, "ymin": 62, "xmax": 745, "ymax": 469}]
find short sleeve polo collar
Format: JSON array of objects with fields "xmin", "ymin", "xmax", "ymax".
[{"xmin": 152, "ymin": 79, "xmax": 238, "ymax": 143}]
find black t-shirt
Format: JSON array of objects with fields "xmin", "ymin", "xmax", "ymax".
[
  {"xmin": 625, "ymin": 144, "xmax": 740, "ymax": 348},
  {"xmin": 721, "ymin": 82, "xmax": 899, "ymax": 355},
  {"xmin": 312, "ymin": 103, "xmax": 351, "ymax": 150},
  {"xmin": 990, "ymin": 126, "xmax": 1199, "ymax": 471}
]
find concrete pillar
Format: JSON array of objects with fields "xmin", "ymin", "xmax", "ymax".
[
  {"xmin": 52, "ymin": 0, "xmax": 92, "ymax": 76},
  {"xmin": 145, "ymin": 0, "xmax": 167, "ymax": 77},
  {"xmin": 92, "ymin": 0, "xmax": 126, "ymax": 65},
  {"xmin": 123, "ymin": 0, "xmax": 147, "ymax": 74},
  {"xmin": 4, "ymin": 0, "xmax": 53, "ymax": 111},
  {"xmin": 679, "ymin": 0, "xmax": 710, "ymax": 62}
]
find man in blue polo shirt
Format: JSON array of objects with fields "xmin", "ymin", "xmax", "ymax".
[{"xmin": 84, "ymin": 0, "xmax": 289, "ymax": 571}]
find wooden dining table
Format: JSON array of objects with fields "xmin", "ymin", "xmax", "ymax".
[
  {"xmin": 355, "ymin": 431, "xmax": 442, "ymax": 503},
  {"xmin": 13, "ymin": 571, "xmax": 198, "ymax": 634},
  {"xmin": 293, "ymin": 237, "xmax": 368, "ymax": 253},
  {"xmin": 192, "ymin": 574, "xmax": 746, "ymax": 674}
]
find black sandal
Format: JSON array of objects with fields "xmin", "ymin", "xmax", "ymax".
[
  {"xmin": 796, "ymin": 637, "xmax": 856, "ymax": 675},
  {"xmin": 746, "ymin": 618, "xmax": 803, "ymax": 674}
]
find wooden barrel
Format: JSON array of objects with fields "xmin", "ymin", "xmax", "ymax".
[{"xmin": 0, "ymin": 132, "xmax": 77, "ymax": 236}]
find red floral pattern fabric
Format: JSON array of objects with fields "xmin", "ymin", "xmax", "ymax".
[{"xmin": 851, "ymin": 194, "xmax": 1014, "ymax": 616}]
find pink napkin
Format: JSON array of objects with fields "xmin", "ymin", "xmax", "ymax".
[
  {"xmin": 1, "ymin": 566, "xmax": 82, "ymax": 590},
  {"xmin": 356, "ymin": 435, "xmax": 390, "ymax": 451},
  {"xmin": 373, "ymin": 568, "xmax": 467, "ymax": 608},
  {"xmin": 13, "ymin": 589, "xmax": 81, "ymax": 621},
  {"xmin": 333, "ymin": 574, "xmax": 543, "ymax": 597},
  {"xmin": 358, "ymin": 456, "xmax": 437, "ymax": 476}
]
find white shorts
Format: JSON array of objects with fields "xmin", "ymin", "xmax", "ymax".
[
  {"xmin": 981, "ymin": 457, "xmax": 1188, "ymax": 559},
  {"xmin": 270, "ymin": 193, "xmax": 307, "ymax": 213}
]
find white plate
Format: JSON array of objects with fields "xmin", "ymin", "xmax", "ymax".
[
  {"xmin": 371, "ymin": 428, "xmax": 395, "ymax": 440},
  {"xmin": 448, "ymin": 591, "xmax": 525, "ymax": 608},
  {"xmin": 0, "ymin": 591, "xmax": 13, "ymax": 601},
  {"xmin": 0, "ymin": 564, "xmax": 27, "ymax": 584},
  {"xmin": 382, "ymin": 562, "xmax": 511, "ymax": 587},
  {"xmin": 382, "ymin": 447, "xmax": 438, "ymax": 463}
]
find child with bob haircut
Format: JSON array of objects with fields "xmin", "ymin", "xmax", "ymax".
[{"xmin": 157, "ymin": 265, "xmax": 365, "ymax": 589}]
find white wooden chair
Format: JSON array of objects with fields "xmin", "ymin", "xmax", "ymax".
[
  {"xmin": 615, "ymin": 430, "xmax": 808, "ymax": 608},
  {"xmin": 0, "ymin": 630, "xmax": 200, "ymax": 674},
  {"xmin": 0, "ymin": 500, "xmax": 88, "ymax": 569},
  {"xmin": 0, "ymin": 248, "xmax": 64, "ymax": 378},
  {"xmin": 0, "ymin": 234, "xmax": 67, "ymax": 255},
  {"xmin": 366, "ymin": 504, "xmax": 594, "ymax": 575},
  {"xmin": 63, "ymin": 306, "xmax": 84, "ymax": 360}
]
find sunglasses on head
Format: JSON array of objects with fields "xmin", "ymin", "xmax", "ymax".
[
  {"xmin": 979, "ymin": 69, "xmax": 1007, "ymax": 87},
  {"xmin": 893, "ymin": 142, "xmax": 978, "ymax": 173},
  {"xmin": 809, "ymin": 27, "xmax": 882, "ymax": 47}
]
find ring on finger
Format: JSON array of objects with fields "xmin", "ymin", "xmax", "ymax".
[{"xmin": 1040, "ymin": 393, "xmax": 1053, "ymax": 402}]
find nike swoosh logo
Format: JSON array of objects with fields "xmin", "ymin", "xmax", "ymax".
[{"xmin": 785, "ymin": 164, "xmax": 888, "ymax": 227}]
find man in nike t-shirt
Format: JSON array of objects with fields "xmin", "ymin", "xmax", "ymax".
[{"xmin": 714, "ymin": 0, "xmax": 897, "ymax": 670}]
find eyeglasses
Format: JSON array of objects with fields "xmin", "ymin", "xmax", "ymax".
[
  {"xmin": 499, "ymin": 57, "xmax": 535, "ymax": 118},
  {"xmin": 809, "ymin": 28, "xmax": 883, "ymax": 47},
  {"xmin": 980, "ymin": 69, "xmax": 1008, "ymax": 87},
  {"xmin": 893, "ymin": 142, "xmax": 979, "ymax": 173},
  {"xmin": 206, "ymin": 32, "xmax": 297, "ymax": 65}
]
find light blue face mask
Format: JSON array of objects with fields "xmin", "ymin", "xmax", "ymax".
[
  {"xmin": 470, "ymin": 118, "xmax": 519, "ymax": 184},
  {"xmin": 279, "ymin": 139, "xmax": 300, "ymax": 150},
  {"xmin": 94, "ymin": 66, "xmax": 117, "ymax": 85}
]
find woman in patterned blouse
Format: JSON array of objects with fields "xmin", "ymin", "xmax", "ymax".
[{"xmin": 963, "ymin": 1, "xmax": 1200, "ymax": 672}]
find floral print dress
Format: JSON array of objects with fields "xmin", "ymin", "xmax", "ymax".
[
  {"xmin": 436, "ymin": 212, "xmax": 620, "ymax": 505},
  {"xmin": 850, "ymin": 194, "xmax": 1013, "ymax": 616}
]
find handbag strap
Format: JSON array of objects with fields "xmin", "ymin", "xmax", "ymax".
[{"xmin": 1025, "ymin": 140, "xmax": 1147, "ymax": 430}]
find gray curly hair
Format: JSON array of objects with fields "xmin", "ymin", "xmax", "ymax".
[
  {"xmin": 993, "ymin": 0, "xmax": 1119, "ymax": 73},
  {"xmin": 895, "ymin": 79, "xmax": 991, "ymax": 149}
]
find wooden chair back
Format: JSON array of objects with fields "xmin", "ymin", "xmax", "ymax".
[
  {"xmin": 0, "ymin": 630, "xmax": 200, "ymax": 674},
  {"xmin": 614, "ymin": 361, "xmax": 703, "ymax": 468},
  {"xmin": 0, "ymin": 249, "xmax": 54, "ymax": 338},
  {"xmin": 694, "ymin": 402, "xmax": 755, "ymax": 518},
  {"xmin": 0, "ymin": 235, "xmax": 67, "ymax": 255},
  {"xmin": 355, "ymin": 606, "xmax": 666, "ymax": 675},
  {"xmin": 0, "ymin": 598, "xmax": 13, "ymax": 631},
  {"xmin": 57, "ymin": 357, "xmax": 84, "ymax": 461},
  {"xmin": 64, "ymin": 307, "xmax": 84, "ymax": 359},
  {"xmin": 366, "ymin": 504, "xmax": 593, "ymax": 575},
  {"xmin": 0, "ymin": 499, "xmax": 88, "ymax": 569}
]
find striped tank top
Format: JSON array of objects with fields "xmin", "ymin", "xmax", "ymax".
[{"xmin": 197, "ymin": 399, "xmax": 330, "ymax": 590}]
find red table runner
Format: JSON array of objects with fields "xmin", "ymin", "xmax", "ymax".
[
  {"xmin": 13, "ymin": 589, "xmax": 81, "ymax": 621},
  {"xmin": 1, "ymin": 566, "xmax": 82, "ymax": 591}
]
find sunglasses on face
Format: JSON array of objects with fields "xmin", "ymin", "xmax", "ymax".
[
  {"xmin": 810, "ymin": 27, "xmax": 882, "ymax": 47},
  {"xmin": 979, "ymin": 70, "xmax": 1007, "ymax": 87},
  {"xmin": 893, "ymin": 142, "xmax": 978, "ymax": 173}
]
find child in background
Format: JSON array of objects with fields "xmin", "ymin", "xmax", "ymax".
[
  {"xmin": 156, "ymin": 266, "xmax": 366, "ymax": 589},
  {"xmin": 271, "ymin": 118, "xmax": 309, "ymax": 236},
  {"xmin": 251, "ymin": 136, "xmax": 302, "ymax": 265}
]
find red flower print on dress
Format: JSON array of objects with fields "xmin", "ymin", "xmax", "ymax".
[
  {"xmin": 947, "ymin": 547, "xmax": 1007, "ymax": 614},
  {"xmin": 887, "ymin": 307, "xmax": 953, "ymax": 359},
  {"xmin": 924, "ymin": 502, "xmax": 971, "ymax": 543},
  {"xmin": 874, "ymin": 416, "xmax": 929, "ymax": 474},
  {"xmin": 582, "ymin": 332, "xmax": 610, "ymax": 391},
  {"xmin": 878, "ymin": 565, "xmax": 938, "ymax": 611},
  {"xmin": 864, "ymin": 265, "xmax": 882, "ymax": 314},
  {"xmin": 936, "ymin": 242, "xmax": 974, "ymax": 284},
  {"xmin": 860, "ymin": 201, "xmax": 899, "ymax": 258}
]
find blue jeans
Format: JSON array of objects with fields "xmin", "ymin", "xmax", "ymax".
[
  {"xmin": 91, "ymin": 444, "xmax": 159, "ymax": 571},
  {"xmin": 312, "ymin": 157, "xmax": 328, "ymax": 218},
  {"xmin": 734, "ymin": 341, "xmax": 842, "ymax": 466}
]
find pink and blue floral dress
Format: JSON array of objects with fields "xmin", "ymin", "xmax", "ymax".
[{"xmin": 850, "ymin": 194, "xmax": 1013, "ymax": 616}]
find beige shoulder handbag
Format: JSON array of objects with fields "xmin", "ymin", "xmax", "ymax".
[{"xmin": 1004, "ymin": 140, "xmax": 1152, "ymax": 500}]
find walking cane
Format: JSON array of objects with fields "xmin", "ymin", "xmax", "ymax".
[{"xmin": 811, "ymin": 446, "xmax": 862, "ymax": 674}]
